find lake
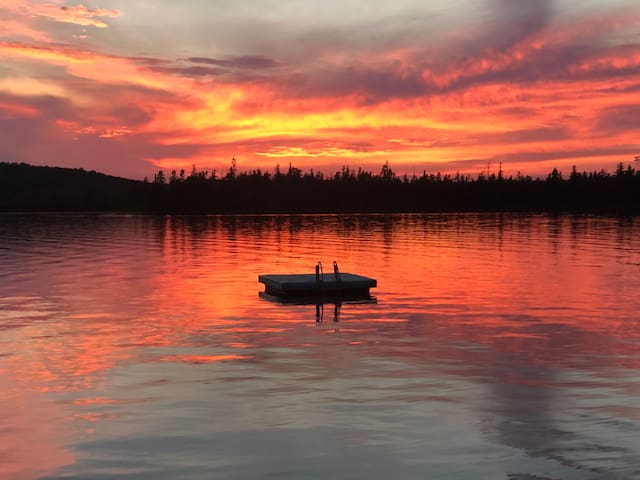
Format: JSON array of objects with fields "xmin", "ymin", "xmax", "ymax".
[{"xmin": 1, "ymin": 213, "xmax": 639, "ymax": 480}]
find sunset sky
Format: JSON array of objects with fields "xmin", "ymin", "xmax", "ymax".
[{"xmin": 1, "ymin": 0, "xmax": 640, "ymax": 180}]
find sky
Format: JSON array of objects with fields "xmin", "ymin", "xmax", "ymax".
[{"xmin": 1, "ymin": 0, "xmax": 640, "ymax": 180}]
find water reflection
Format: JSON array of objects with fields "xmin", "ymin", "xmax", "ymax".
[
  {"xmin": 316, "ymin": 302, "xmax": 341, "ymax": 324},
  {"xmin": 0, "ymin": 213, "xmax": 639, "ymax": 479}
]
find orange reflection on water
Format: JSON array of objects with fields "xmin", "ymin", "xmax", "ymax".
[
  {"xmin": 3, "ymin": 215, "xmax": 639, "ymax": 381},
  {"xmin": 144, "ymin": 215, "xmax": 640, "ymax": 369},
  {"xmin": 157, "ymin": 354, "xmax": 253, "ymax": 364},
  {"xmin": 0, "ymin": 373, "xmax": 75, "ymax": 480},
  {"xmin": 0, "ymin": 214, "xmax": 639, "ymax": 478}
]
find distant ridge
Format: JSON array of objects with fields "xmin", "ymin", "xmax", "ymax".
[{"xmin": 0, "ymin": 162, "xmax": 148, "ymax": 212}]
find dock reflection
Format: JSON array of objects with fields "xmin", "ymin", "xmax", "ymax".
[
  {"xmin": 315, "ymin": 302, "xmax": 342, "ymax": 323},
  {"xmin": 258, "ymin": 292, "xmax": 377, "ymax": 323}
]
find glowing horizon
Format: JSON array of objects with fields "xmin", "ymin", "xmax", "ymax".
[{"xmin": 1, "ymin": 0, "xmax": 639, "ymax": 180}]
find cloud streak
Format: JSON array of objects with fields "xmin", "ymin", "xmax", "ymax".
[{"xmin": 187, "ymin": 55, "xmax": 282, "ymax": 70}]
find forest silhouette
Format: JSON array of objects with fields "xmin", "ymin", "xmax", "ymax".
[
  {"xmin": 1, "ymin": 160, "xmax": 639, "ymax": 213},
  {"xmin": 148, "ymin": 159, "xmax": 640, "ymax": 213}
]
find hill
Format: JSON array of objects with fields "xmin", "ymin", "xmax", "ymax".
[{"xmin": 0, "ymin": 162, "xmax": 149, "ymax": 212}]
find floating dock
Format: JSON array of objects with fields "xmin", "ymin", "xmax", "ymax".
[{"xmin": 258, "ymin": 273, "xmax": 377, "ymax": 299}]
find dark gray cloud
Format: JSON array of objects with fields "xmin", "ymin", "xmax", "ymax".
[
  {"xmin": 143, "ymin": 55, "xmax": 283, "ymax": 80},
  {"xmin": 144, "ymin": 33, "xmax": 640, "ymax": 103},
  {"xmin": 128, "ymin": 56, "xmax": 171, "ymax": 66},
  {"xmin": 287, "ymin": 64, "xmax": 428, "ymax": 103},
  {"xmin": 475, "ymin": 126, "xmax": 572, "ymax": 145},
  {"xmin": 152, "ymin": 65, "xmax": 225, "ymax": 77},
  {"xmin": 0, "ymin": 93, "xmax": 74, "ymax": 119},
  {"xmin": 106, "ymin": 104, "xmax": 155, "ymax": 127},
  {"xmin": 187, "ymin": 55, "xmax": 282, "ymax": 70},
  {"xmin": 488, "ymin": 0, "xmax": 555, "ymax": 47},
  {"xmin": 212, "ymin": 0, "xmax": 630, "ymax": 106},
  {"xmin": 265, "ymin": 36, "xmax": 640, "ymax": 106},
  {"xmin": 596, "ymin": 104, "xmax": 640, "ymax": 133}
]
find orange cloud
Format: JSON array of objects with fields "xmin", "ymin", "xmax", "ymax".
[{"xmin": 0, "ymin": 40, "xmax": 96, "ymax": 63}]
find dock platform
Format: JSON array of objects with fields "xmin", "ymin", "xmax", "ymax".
[{"xmin": 258, "ymin": 273, "xmax": 377, "ymax": 299}]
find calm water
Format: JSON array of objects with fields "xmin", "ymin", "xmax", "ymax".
[{"xmin": 1, "ymin": 213, "xmax": 639, "ymax": 480}]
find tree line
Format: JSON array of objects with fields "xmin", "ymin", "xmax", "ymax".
[
  {"xmin": 1, "ymin": 160, "xmax": 638, "ymax": 213},
  {"xmin": 147, "ymin": 159, "xmax": 640, "ymax": 213}
]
